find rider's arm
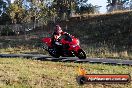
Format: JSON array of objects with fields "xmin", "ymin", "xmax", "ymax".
[
  {"xmin": 61, "ymin": 32, "xmax": 71, "ymax": 36},
  {"xmin": 61, "ymin": 32, "xmax": 73, "ymax": 42},
  {"xmin": 52, "ymin": 32, "xmax": 60, "ymax": 40}
]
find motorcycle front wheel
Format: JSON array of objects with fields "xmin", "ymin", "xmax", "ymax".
[{"xmin": 77, "ymin": 49, "xmax": 86, "ymax": 59}]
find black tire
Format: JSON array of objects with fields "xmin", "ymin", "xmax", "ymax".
[
  {"xmin": 48, "ymin": 47, "xmax": 60, "ymax": 58},
  {"xmin": 77, "ymin": 49, "xmax": 86, "ymax": 59},
  {"xmin": 76, "ymin": 75, "xmax": 87, "ymax": 85}
]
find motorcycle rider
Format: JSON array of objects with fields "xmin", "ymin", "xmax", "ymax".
[
  {"xmin": 51, "ymin": 25, "xmax": 62, "ymax": 46},
  {"xmin": 51, "ymin": 25, "xmax": 71, "ymax": 45},
  {"xmin": 51, "ymin": 25, "xmax": 72, "ymax": 53}
]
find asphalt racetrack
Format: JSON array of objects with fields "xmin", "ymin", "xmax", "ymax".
[{"xmin": 0, "ymin": 54, "xmax": 132, "ymax": 66}]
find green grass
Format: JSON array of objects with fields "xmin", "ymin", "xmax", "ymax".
[
  {"xmin": 0, "ymin": 46, "xmax": 43, "ymax": 54},
  {"xmin": 0, "ymin": 58, "xmax": 132, "ymax": 88},
  {"xmin": 0, "ymin": 43, "xmax": 48, "ymax": 55},
  {"xmin": 81, "ymin": 44, "xmax": 132, "ymax": 59}
]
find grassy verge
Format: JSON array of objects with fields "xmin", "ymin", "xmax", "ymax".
[
  {"xmin": 0, "ymin": 46, "xmax": 46, "ymax": 55},
  {"xmin": 0, "ymin": 58, "xmax": 132, "ymax": 88},
  {"xmin": 81, "ymin": 44, "xmax": 132, "ymax": 59}
]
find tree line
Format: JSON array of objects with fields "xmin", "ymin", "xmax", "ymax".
[
  {"xmin": 0, "ymin": 0, "xmax": 131, "ymax": 25},
  {"xmin": 0, "ymin": 0, "xmax": 99, "ymax": 25}
]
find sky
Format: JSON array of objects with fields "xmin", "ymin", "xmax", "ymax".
[
  {"xmin": 11, "ymin": 0, "xmax": 107, "ymax": 13},
  {"xmin": 88, "ymin": 0, "xmax": 107, "ymax": 13}
]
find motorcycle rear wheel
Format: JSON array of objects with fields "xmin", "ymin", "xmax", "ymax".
[
  {"xmin": 77, "ymin": 49, "xmax": 86, "ymax": 59},
  {"xmin": 48, "ymin": 47, "xmax": 60, "ymax": 58}
]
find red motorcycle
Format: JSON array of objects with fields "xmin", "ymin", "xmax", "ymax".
[{"xmin": 41, "ymin": 34, "xmax": 86, "ymax": 59}]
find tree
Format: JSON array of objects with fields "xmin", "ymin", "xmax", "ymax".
[
  {"xmin": 0, "ymin": 0, "xmax": 11, "ymax": 24},
  {"xmin": 53, "ymin": 0, "xmax": 76, "ymax": 19},
  {"xmin": 0, "ymin": 0, "xmax": 7, "ymax": 14},
  {"xmin": 5, "ymin": 0, "xmax": 11, "ymax": 5},
  {"xmin": 25, "ymin": 0, "xmax": 49, "ymax": 28},
  {"xmin": 76, "ymin": 0, "xmax": 96, "ymax": 14},
  {"xmin": 106, "ymin": 0, "xmax": 128, "ymax": 12},
  {"xmin": 0, "ymin": 12, "xmax": 11, "ymax": 25},
  {"xmin": 107, "ymin": 0, "xmax": 125, "ymax": 5},
  {"xmin": 7, "ymin": 3, "xmax": 26, "ymax": 24}
]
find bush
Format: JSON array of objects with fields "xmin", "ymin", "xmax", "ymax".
[{"xmin": 1, "ymin": 26, "xmax": 16, "ymax": 36}]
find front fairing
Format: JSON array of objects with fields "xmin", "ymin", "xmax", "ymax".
[
  {"xmin": 41, "ymin": 37, "xmax": 52, "ymax": 47},
  {"xmin": 69, "ymin": 44, "xmax": 81, "ymax": 52},
  {"xmin": 60, "ymin": 36, "xmax": 81, "ymax": 52}
]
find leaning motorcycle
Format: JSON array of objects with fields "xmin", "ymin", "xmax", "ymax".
[{"xmin": 41, "ymin": 34, "xmax": 86, "ymax": 59}]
